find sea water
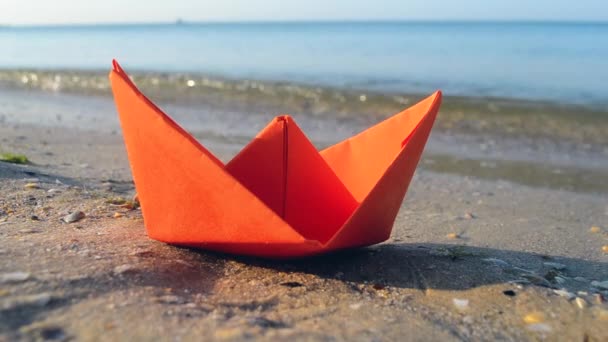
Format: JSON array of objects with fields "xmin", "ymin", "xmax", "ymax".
[{"xmin": 0, "ymin": 21, "xmax": 607, "ymax": 105}]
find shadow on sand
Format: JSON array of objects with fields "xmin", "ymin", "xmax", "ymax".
[
  {"xmin": 0, "ymin": 160, "xmax": 78, "ymax": 185},
  {"xmin": 198, "ymin": 243, "xmax": 607, "ymax": 293},
  {"xmin": 3, "ymin": 241, "xmax": 606, "ymax": 334}
]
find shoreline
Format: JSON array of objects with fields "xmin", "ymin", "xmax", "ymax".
[
  {"xmin": 2, "ymin": 68, "xmax": 608, "ymax": 148},
  {"xmin": 3, "ymin": 66, "xmax": 608, "ymax": 109},
  {"xmin": 1, "ymin": 85, "xmax": 607, "ymax": 195}
]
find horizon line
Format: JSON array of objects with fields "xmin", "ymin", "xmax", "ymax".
[{"xmin": 2, "ymin": 18, "xmax": 608, "ymax": 28}]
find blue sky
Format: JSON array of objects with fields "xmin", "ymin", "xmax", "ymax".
[{"xmin": 1, "ymin": 0, "xmax": 607, "ymax": 25}]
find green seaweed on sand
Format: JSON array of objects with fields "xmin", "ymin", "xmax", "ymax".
[{"xmin": 0, "ymin": 152, "xmax": 29, "ymax": 164}]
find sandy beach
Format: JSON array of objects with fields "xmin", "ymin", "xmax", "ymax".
[{"xmin": 1, "ymin": 75, "xmax": 608, "ymax": 341}]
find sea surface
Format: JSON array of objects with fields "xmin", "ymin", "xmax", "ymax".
[{"xmin": 1, "ymin": 21, "xmax": 607, "ymax": 106}]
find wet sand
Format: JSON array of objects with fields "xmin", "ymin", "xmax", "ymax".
[{"xmin": 1, "ymin": 83, "xmax": 607, "ymax": 340}]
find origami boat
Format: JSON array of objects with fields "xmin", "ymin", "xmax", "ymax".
[{"xmin": 109, "ymin": 60, "xmax": 442, "ymax": 258}]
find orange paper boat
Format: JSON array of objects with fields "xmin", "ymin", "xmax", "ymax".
[{"xmin": 109, "ymin": 60, "xmax": 442, "ymax": 258}]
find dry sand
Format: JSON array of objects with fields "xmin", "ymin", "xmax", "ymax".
[{"xmin": 1, "ymin": 98, "xmax": 607, "ymax": 340}]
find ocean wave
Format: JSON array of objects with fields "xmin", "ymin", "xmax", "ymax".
[
  {"xmin": 1, "ymin": 68, "xmax": 607, "ymax": 147},
  {"xmin": 0, "ymin": 69, "xmax": 424, "ymax": 120}
]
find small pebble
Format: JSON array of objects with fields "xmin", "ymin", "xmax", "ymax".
[
  {"xmin": 24, "ymin": 292, "xmax": 53, "ymax": 307},
  {"xmin": 553, "ymin": 289, "xmax": 575, "ymax": 300},
  {"xmin": 463, "ymin": 212, "xmax": 475, "ymax": 219},
  {"xmin": 523, "ymin": 311, "xmax": 545, "ymax": 324},
  {"xmin": 574, "ymin": 277, "xmax": 588, "ymax": 282},
  {"xmin": 2, "ymin": 293, "xmax": 53, "ymax": 310},
  {"xmin": 593, "ymin": 293, "xmax": 605, "ymax": 304},
  {"xmin": 575, "ymin": 297, "xmax": 588, "ymax": 309},
  {"xmin": 63, "ymin": 211, "xmax": 85, "ymax": 223},
  {"xmin": 446, "ymin": 233, "xmax": 460, "ymax": 239},
  {"xmin": 503, "ymin": 290, "xmax": 516, "ymax": 297},
  {"xmin": 113, "ymin": 212, "xmax": 124, "ymax": 218},
  {"xmin": 349, "ymin": 302, "xmax": 363, "ymax": 310},
  {"xmin": 156, "ymin": 295, "xmax": 183, "ymax": 304},
  {"xmin": 0, "ymin": 272, "xmax": 31, "ymax": 284},
  {"xmin": 24, "ymin": 183, "xmax": 40, "ymax": 189},
  {"xmin": 29, "ymin": 293, "xmax": 53, "ymax": 307},
  {"xmin": 526, "ymin": 323, "xmax": 552, "ymax": 333},
  {"xmin": 589, "ymin": 226, "xmax": 601, "ymax": 233},
  {"xmin": 183, "ymin": 302, "xmax": 197, "ymax": 309},
  {"xmin": 113, "ymin": 264, "xmax": 137, "ymax": 275},
  {"xmin": 554, "ymin": 276, "xmax": 566, "ymax": 284},
  {"xmin": 543, "ymin": 262, "xmax": 566, "ymax": 271},
  {"xmin": 214, "ymin": 328, "xmax": 244, "ymax": 340},
  {"xmin": 453, "ymin": 298, "xmax": 469, "ymax": 310},
  {"xmin": 602, "ymin": 245, "xmax": 608, "ymax": 253}
]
